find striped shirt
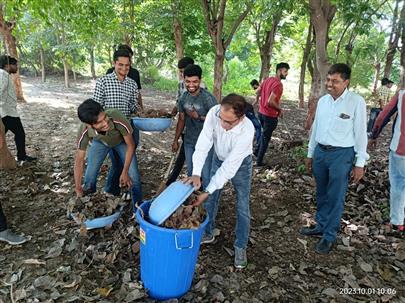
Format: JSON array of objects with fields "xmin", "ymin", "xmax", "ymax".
[
  {"xmin": 93, "ymin": 71, "xmax": 139, "ymax": 118},
  {"xmin": 372, "ymin": 90, "xmax": 405, "ymax": 155},
  {"xmin": 76, "ymin": 109, "xmax": 132, "ymax": 150}
]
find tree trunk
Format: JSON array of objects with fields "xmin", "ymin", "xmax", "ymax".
[
  {"xmin": 400, "ymin": 0, "xmax": 405, "ymax": 88},
  {"xmin": 372, "ymin": 62, "xmax": 381, "ymax": 94},
  {"xmin": 89, "ymin": 46, "xmax": 96, "ymax": 80},
  {"xmin": 309, "ymin": 0, "xmax": 336, "ymax": 98},
  {"xmin": 258, "ymin": 15, "xmax": 280, "ymax": 80},
  {"xmin": 299, "ymin": 23, "xmax": 313, "ymax": 109},
  {"xmin": 173, "ymin": 13, "xmax": 184, "ymax": 80},
  {"xmin": 0, "ymin": 5, "xmax": 25, "ymax": 102},
  {"xmin": 305, "ymin": 55, "xmax": 321, "ymax": 130},
  {"xmin": 384, "ymin": 0, "xmax": 402, "ymax": 78},
  {"xmin": 73, "ymin": 69, "xmax": 77, "ymax": 81},
  {"xmin": 200, "ymin": 0, "xmax": 252, "ymax": 101},
  {"xmin": 213, "ymin": 52, "xmax": 225, "ymax": 101},
  {"xmin": 39, "ymin": 44, "xmax": 46, "ymax": 82}
]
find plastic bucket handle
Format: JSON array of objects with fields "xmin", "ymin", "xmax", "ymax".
[{"xmin": 175, "ymin": 232, "xmax": 194, "ymax": 250}]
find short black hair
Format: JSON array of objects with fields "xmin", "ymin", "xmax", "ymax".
[
  {"xmin": 183, "ymin": 64, "xmax": 202, "ymax": 79},
  {"xmin": 276, "ymin": 62, "xmax": 290, "ymax": 71},
  {"xmin": 117, "ymin": 44, "xmax": 133, "ymax": 57},
  {"xmin": 78, "ymin": 99, "xmax": 104, "ymax": 125},
  {"xmin": 381, "ymin": 77, "xmax": 394, "ymax": 86},
  {"xmin": 250, "ymin": 79, "xmax": 259, "ymax": 87},
  {"xmin": 328, "ymin": 63, "xmax": 351, "ymax": 80},
  {"xmin": 178, "ymin": 57, "xmax": 194, "ymax": 69},
  {"xmin": 0, "ymin": 55, "xmax": 17, "ymax": 69},
  {"xmin": 221, "ymin": 93, "xmax": 247, "ymax": 118},
  {"xmin": 113, "ymin": 49, "xmax": 131, "ymax": 62}
]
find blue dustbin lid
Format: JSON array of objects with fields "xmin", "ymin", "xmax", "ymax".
[{"xmin": 149, "ymin": 181, "xmax": 194, "ymax": 225}]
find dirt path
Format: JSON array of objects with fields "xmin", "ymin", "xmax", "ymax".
[{"xmin": 0, "ymin": 77, "xmax": 404, "ymax": 302}]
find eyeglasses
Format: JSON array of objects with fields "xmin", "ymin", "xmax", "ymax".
[{"xmin": 215, "ymin": 109, "xmax": 240, "ymax": 126}]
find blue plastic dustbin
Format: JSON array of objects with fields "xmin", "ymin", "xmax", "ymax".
[{"xmin": 136, "ymin": 201, "xmax": 208, "ymax": 300}]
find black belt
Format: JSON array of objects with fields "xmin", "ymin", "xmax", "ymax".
[{"xmin": 318, "ymin": 144, "xmax": 344, "ymax": 151}]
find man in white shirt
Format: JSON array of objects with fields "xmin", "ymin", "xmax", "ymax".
[
  {"xmin": 0, "ymin": 55, "xmax": 36, "ymax": 162},
  {"xmin": 300, "ymin": 63, "xmax": 368, "ymax": 254},
  {"xmin": 185, "ymin": 94, "xmax": 255, "ymax": 269}
]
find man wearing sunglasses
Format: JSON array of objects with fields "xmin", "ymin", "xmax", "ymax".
[{"xmin": 185, "ymin": 94, "xmax": 255, "ymax": 269}]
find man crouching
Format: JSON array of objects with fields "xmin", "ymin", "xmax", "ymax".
[{"xmin": 74, "ymin": 99, "xmax": 142, "ymax": 206}]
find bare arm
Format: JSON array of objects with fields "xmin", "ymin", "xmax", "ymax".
[
  {"xmin": 172, "ymin": 112, "xmax": 185, "ymax": 152},
  {"xmin": 268, "ymin": 92, "xmax": 281, "ymax": 111},
  {"xmin": 137, "ymin": 92, "xmax": 144, "ymax": 111},
  {"xmin": 74, "ymin": 150, "xmax": 86, "ymax": 197}
]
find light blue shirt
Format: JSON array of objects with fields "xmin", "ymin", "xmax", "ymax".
[{"xmin": 307, "ymin": 89, "xmax": 369, "ymax": 167}]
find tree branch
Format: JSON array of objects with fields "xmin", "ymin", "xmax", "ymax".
[{"xmin": 223, "ymin": 2, "xmax": 253, "ymax": 48}]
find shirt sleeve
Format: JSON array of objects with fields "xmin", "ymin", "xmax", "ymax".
[
  {"xmin": 353, "ymin": 97, "xmax": 369, "ymax": 167},
  {"xmin": 178, "ymin": 94, "xmax": 186, "ymax": 112},
  {"xmin": 93, "ymin": 78, "xmax": 106, "ymax": 106},
  {"xmin": 76, "ymin": 125, "xmax": 90, "ymax": 150},
  {"xmin": 111, "ymin": 111, "xmax": 133, "ymax": 135},
  {"xmin": 205, "ymin": 93, "xmax": 218, "ymax": 111},
  {"xmin": 205, "ymin": 122, "xmax": 254, "ymax": 194},
  {"xmin": 192, "ymin": 107, "xmax": 216, "ymax": 176}
]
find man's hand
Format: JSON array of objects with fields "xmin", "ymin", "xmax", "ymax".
[
  {"xmin": 191, "ymin": 192, "xmax": 209, "ymax": 206},
  {"xmin": 305, "ymin": 158, "xmax": 312, "ymax": 174},
  {"xmin": 368, "ymin": 139, "xmax": 377, "ymax": 151},
  {"xmin": 119, "ymin": 171, "xmax": 133, "ymax": 189},
  {"xmin": 183, "ymin": 175, "xmax": 201, "ymax": 190},
  {"xmin": 351, "ymin": 166, "xmax": 364, "ymax": 183},
  {"xmin": 278, "ymin": 108, "xmax": 283, "ymax": 118},
  {"xmin": 75, "ymin": 186, "xmax": 84, "ymax": 198},
  {"xmin": 171, "ymin": 106, "xmax": 178, "ymax": 117},
  {"xmin": 172, "ymin": 140, "xmax": 179, "ymax": 152},
  {"xmin": 185, "ymin": 108, "xmax": 199, "ymax": 120}
]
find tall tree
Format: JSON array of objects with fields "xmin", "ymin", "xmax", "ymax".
[
  {"xmin": 384, "ymin": 0, "xmax": 402, "ymax": 78},
  {"xmin": 0, "ymin": 3, "xmax": 25, "ymax": 101},
  {"xmin": 200, "ymin": 0, "xmax": 253, "ymax": 101},
  {"xmin": 299, "ymin": 23, "xmax": 313, "ymax": 109}
]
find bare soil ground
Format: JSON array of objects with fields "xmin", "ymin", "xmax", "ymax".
[{"xmin": 0, "ymin": 76, "xmax": 404, "ymax": 303}]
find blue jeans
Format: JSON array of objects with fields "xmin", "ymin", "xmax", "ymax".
[
  {"xmin": 204, "ymin": 154, "xmax": 253, "ymax": 249},
  {"xmin": 184, "ymin": 143, "xmax": 213, "ymax": 190},
  {"xmin": 389, "ymin": 151, "xmax": 405, "ymax": 225},
  {"xmin": 312, "ymin": 145, "xmax": 354, "ymax": 242},
  {"xmin": 83, "ymin": 139, "xmax": 142, "ymax": 206},
  {"xmin": 105, "ymin": 121, "xmax": 140, "ymax": 196}
]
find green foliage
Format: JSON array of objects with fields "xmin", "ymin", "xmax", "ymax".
[
  {"xmin": 289, "ymin": 141, "xmax": 309, "ymax": 174},
  {"xmin": 151, "ymin": 77, "xmax": 178, "ymax": 92}
]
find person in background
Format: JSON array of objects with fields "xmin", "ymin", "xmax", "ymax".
[
  {"xmin": 255, "ymin": 63, "xmax": 290, "ymax": 166},
  {"xmin": 0, "ymin": 118, "xmax": 27, "ymax": 245},
  {"xmin": 369, "ymin": 89, "xmax": 405, "ymax": 236},
  {"xmin": 367, "ymin": 77, "xmax": 394, "ymax": 134},
  {"xmin": 172, "ymin": 64, "xmax": 217, "ymax": 189},
  {"xmin": 300, "ymin": 63, "xmax": 368, "ymax": 254},
  {"xmin": 0, "ymin": 55, "xmax": 37, "ymax": 162},
  {"xmin": 74, "ymin": 99, "xmax": 142, "ymax": 207},
  {"xmin": 250, "ymin": 79, "xmax": 260, "ymax": 109},
  {"xmin": 186, "ymin": 94, "xmax": 255, "ymax": 269}
]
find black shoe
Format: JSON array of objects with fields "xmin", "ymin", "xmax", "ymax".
[
  {"xmin": 18, "ymin": 155, "xmax": 37, "ymax": 162},
  {"xmin": 299, "ymin": 226, "xmax": 323, "ymax": 237},
  {"xmin": 315, "ymin": 238, "xmax": 334, "ymax": 254}
]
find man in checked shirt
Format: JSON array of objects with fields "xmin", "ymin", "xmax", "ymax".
[{"xmin": 93, "ymin": 49, "xmax": 140, "ymax": 197}]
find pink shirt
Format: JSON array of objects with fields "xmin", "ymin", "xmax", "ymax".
[{"xmin": 259, "ymin": 76, "xmax": 283, "ymax": 118}]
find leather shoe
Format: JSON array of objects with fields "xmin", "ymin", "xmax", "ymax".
[
  {"xmin": 299, "ymin": 226, "xmax": 323, "ymax": 237},
  {"xmin": 315, "ymin": 238, "xmax": 334, "ymax": 254}
]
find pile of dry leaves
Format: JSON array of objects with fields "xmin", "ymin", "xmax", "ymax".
[
  {"xmin": 162, "ymin": 204, "xmax": 206, "ymax": 229},
  {"xmin": 135, "ymin": 109, "xmax": 172, "ymax": 118}
]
